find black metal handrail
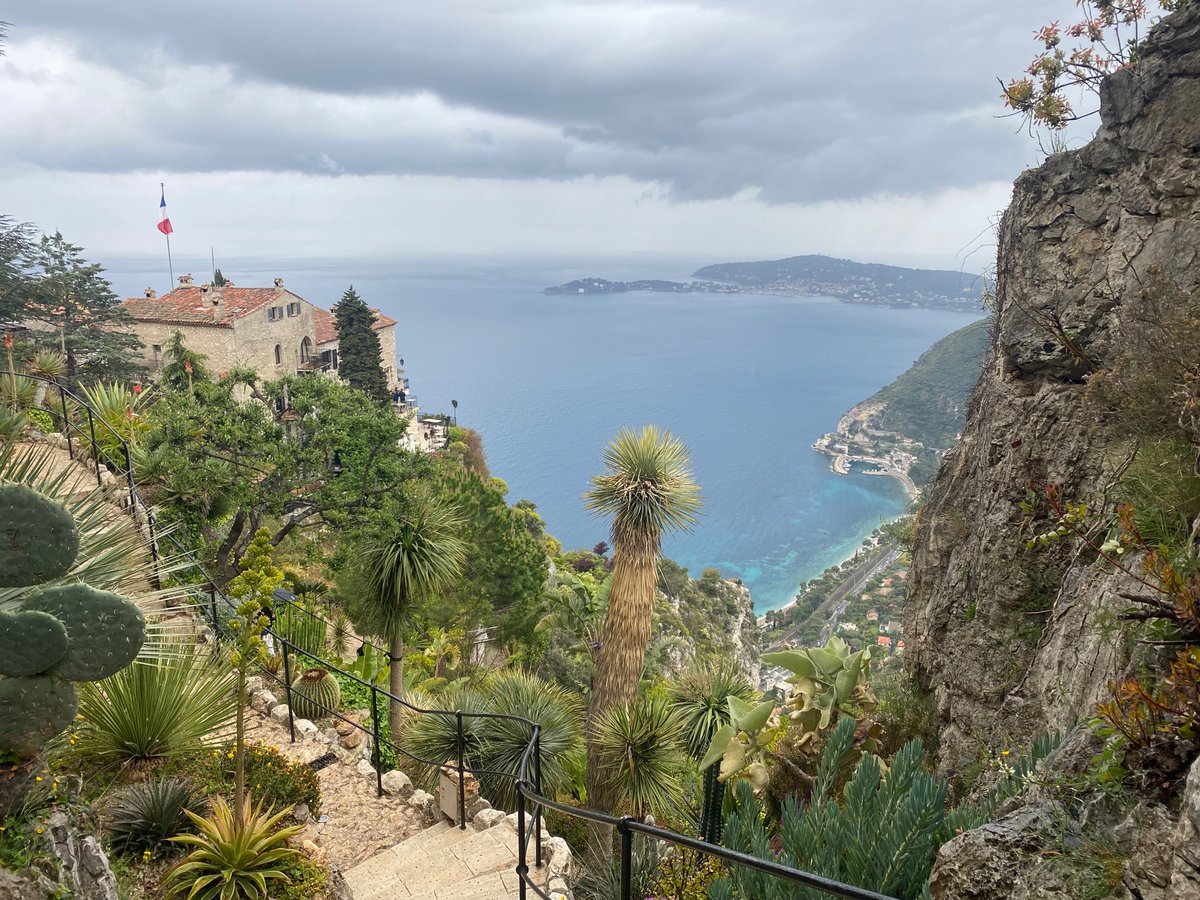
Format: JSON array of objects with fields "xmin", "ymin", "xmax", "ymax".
[
  {"xmin": 5, "ymin": 373, "xmax": 161, "ymax": 582},
  {"xmin": 9, "ymin": 375, "xmax": 895, "ymax": 900}
]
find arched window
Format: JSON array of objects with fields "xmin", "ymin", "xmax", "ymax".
[
  {"xmin": 299, "ymin": 337, "xmax": 312, "ymax": 363},
  {"xmin": 274, "ymin": 344, "xmax": 282, "ymax": 366}
]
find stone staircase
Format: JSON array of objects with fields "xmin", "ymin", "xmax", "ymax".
[{"xmin": 344, "ymin": 816, "xmax": 566, "ymax": 900}]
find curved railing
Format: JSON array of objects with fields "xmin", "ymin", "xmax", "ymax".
[{"xmin": 4, "ymin": 374, "xmax": 894, "ymax": 900}]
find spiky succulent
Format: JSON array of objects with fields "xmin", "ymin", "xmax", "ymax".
[{"xmin": 106, "ymin": 777, "xmax": 209, "ymax": 855}]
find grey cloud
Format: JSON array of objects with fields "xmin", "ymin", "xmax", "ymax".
[{"xmin": 1, "ymin": 0, "xmax": 1083, "ymax": 202}]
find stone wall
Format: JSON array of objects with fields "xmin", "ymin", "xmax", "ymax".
[{"xmin": 129, "ymin": 289, "xmax": 320, "ymax": 378}]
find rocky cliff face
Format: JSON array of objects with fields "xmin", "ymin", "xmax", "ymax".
[{"xmin": 905, "ymin": 5, "xmax": 1200, "ymax": 896}]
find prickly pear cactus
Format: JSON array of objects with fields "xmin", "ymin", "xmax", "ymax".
[
  {"xmin": 0, "ymin": 483, "xmax": 146, "ymax": 758},
  {"xmin": 0, "ymin": 483, "xmax": 80, "ymax": 587},
  {"xmin": 289, "ymin": 668, "xmax": 341, "ymax": 721}
]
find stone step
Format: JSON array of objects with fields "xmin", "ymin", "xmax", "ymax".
[{"xmin": 345, "ymin": 820, "xmax": 533, "ymax": 900}]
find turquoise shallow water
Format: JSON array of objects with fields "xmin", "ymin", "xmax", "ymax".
[{"xmin": 108, "ymin": 258, "xmax": 981, "ymax": 612}]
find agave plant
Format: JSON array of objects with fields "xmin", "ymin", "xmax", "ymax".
[
  {"xmin": 106, "ymin": 777, "xmax": 208, "ymax": 855},
  {"xmin": 75, "ymin": 649, "xmax": 237, "ymax": 763},
  {"xmin": 165, "ymin": 795, "xmax": 303, "ymax": 900},
  {"xmin": 76, "ymin": 381, "xmax": 153, "ymax": 470},
  {"xmin": 592, "ymin": 695, "xmax": 687, "ymax": 821},
  {"xmin": 26, "ymin": 350, "xmax": 66, "ymax": 408}
]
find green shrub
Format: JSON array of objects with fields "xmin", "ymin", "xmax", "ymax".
[
  {"xmin": 105, "ymin": 777, "xmax": 208, "ymax": 855},
  {"xmin": 241, "ymin": 743, "xmax": 321, "ymax": 818},
  {"xmin": 160, "ymin": 742, "xmax": 322, "ymax": 819},
  {"xmin": 75, "ymin": 651, "xmax": 236, "ymax": 763},
  {"xmin": 24, "ymin": 408, "xmax": 53, "ymax": 433},
  {"xmin": 713, "ymin": 717, "xmax": 945, "ymax": 900},
  {"xmin": 165, "ymin": 795, "xmax": 303, "ymax": 900}
]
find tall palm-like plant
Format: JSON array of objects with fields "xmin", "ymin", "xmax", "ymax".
[
  {"xmin": 670, "ymin": 660, "xmax": 758, "ymax": 841},
  {"xmin": 351, "ymin": 498, "xmax": 467, "ymax": 739},
  {"xmin": 583, "ymin": 427, "xmax": 701, "ymax": 828}
]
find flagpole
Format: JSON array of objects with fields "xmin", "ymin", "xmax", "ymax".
[{"xmin": 162, "ymin": 182, "xmax": 175, "ymax": 287}]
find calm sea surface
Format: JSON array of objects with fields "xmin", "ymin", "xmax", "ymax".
[{"xmin": 108, "ymin": 257, "xmax": 981, "ymax": 612}]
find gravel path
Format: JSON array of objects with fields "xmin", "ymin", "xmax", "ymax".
[{"xmin": 244, "ymin": 709, "xmax": 428, "ymax": 868}]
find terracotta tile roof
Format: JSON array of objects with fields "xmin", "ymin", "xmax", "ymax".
[
  {"xmin": 122, "ymin": 287, "xmax": 291, "ymax": 327},
  {"xmin": 314, "ymin": 308, "xmax": 337, "ymax": 345},
  {"xmin": 314, "ymin": 307, "xmax": 397, "ymax": 347}
]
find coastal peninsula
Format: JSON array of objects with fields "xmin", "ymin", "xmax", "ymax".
[
  {"xmin": 544, "ymin": 254, "xmax": 986, "ymax": 312},
  {"xmin": 813, "ymin": 317, "xmax": 991, "ymax": 494}
]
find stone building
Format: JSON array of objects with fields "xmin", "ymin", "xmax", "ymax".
[{"xmin": 121, "ymin": 276, "xmax": 401, "ymax": 387}]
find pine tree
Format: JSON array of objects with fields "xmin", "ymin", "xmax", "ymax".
[
  {"xmin": 332, "ymin": 286, "xmax": 388, "ymax": 403},
  {"xmin": 21, "ymin": 231, "xmax": 143, "ymax": 382}
]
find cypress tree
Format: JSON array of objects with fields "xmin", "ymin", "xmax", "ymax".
[{"xmin": 332, "ymin": 286, "xmax": 388, "ymax": 403}]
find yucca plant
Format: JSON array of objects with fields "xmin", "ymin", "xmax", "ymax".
[
  {"xmin": 165, "ymin": 795, "xmax": 303, "ymax": 900},
  {"xmin": 670, "ymin": 660, "xmax": 758, "ymax": 842},
  {"xmin": 106, "ymin": 777, "xmax": 208, "ymax": 855},
  {"xmin": 75, "ymin": 650, "xmax": 236, "ymax": 763},
  {"xmin": 592, "ymin": 695, "xmax": 687, "ymax": 821},
  {"xmin": 401, "ymin": 683, "xmax": 490, "ymax": 789},
  {"xmin": 474, "ymin": 671, "xmax": 584, "ymax": 809}
]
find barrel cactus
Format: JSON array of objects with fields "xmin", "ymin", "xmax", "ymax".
[
  {"xmin": 289, "ymin": 668, "xmax": 341, "ymax": 721},
  {"xmin": 0, "ymin": 484, "xmax": 146, "ymax": 758}
]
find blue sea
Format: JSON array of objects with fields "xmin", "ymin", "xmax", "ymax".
[{"xmin": 106, "ymin": 257, "xmax": 982, "ymax": 612}]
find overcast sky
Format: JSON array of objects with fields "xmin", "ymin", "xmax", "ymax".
[{"xmin": 1, "ymin": 0, "xmax": 1095, "ymax": 275}]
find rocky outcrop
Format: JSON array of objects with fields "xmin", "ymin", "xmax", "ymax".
[
  {"xmin": 0, "ymin": 810, "xmax": 119, "ymax": 900},
  {"xmin": 906, "ymin": 1, "xmax": 1200, "ymax": 773},
  {"xmin": 907, "ymin": 5, "xmax": 1200, "ymax": 897}
]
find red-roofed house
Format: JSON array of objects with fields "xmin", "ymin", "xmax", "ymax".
[
  {"xmin": 876, "ymin": 636, "xmax": 892, "ymax": 649},
  {"xmin": 122, "ymin": 275, "xmax": 401, "ymax": 389}
]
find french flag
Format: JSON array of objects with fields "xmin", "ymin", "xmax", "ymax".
[{"xmin": 157, "ymin": 189, "xmax": 174, "ymax": 236}]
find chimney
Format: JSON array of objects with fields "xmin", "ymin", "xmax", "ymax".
[
  {"xmin": 274, "ymin": 277, "xmax": 285, "ymax": 293},
  {"xmin": 210, "ymin": 286, "xmax": 225, "ymax": 323},
  {"xmin": 179, "ymin": 274, "xmax": 194, "ymax": 287},
  {"xmin": 144, "ymin": 287, "xmax": 157, "ymax": 299}
]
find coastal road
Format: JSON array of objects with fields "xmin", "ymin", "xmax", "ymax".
[{"xmin": 767, "ymin": 544, "xmax": 901, "ymax": 651}]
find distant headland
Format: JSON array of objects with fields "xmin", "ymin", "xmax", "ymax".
[{"xmin": 544, "ymin": 253, "xmax": 986, "ymax": 312}]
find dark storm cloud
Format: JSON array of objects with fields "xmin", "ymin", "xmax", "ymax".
[{"xmin": 1, "ymin": 0, "xmax": 1079, "ymax": 202}]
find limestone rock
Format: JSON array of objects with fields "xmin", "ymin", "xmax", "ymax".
[
  {"xmin": 465, "ymin": 794, "xmax": 491, "ymax": 819},
  {"xmin": 293, "ymin": 802, "xmax": 312, "ymax": 824},
  {"xmin": 317, "ymin": 727, "xmax": 337, "ymax": 745},
  {"xmin": 472, "ymin": 808, "xmax": 507, "ymax": 831},
  {"xmin": 409, "ymin": 789, "xmax": 439, "ymax": 821},
  {"xmin": 545, "ymin": 836, "xmax": 573, "ymax": 880},
  {"xmin": 268, "ymin": 703, "xmax": 291, "ymax": 724},
  {"xmin": 249, "ymin": 689, "xmax": 277, "ymax": 713},
  {"xmin": 355, "ymin": 759, "xmax": 376, "ymax": 779},
  {"xmin": 339, "ymin": 729, "xmax": 363, "ymax": 750},
  {"xmin": 294, "ymin": 718, "xmax": 318, "ymax": 738},
  {"xmin": 380, "ymin": 769, "xmax": 413, "ymax": 798},
  {"xmin": 905, "ymin": 0, "xmax": 1200, "ymax": 779}
]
